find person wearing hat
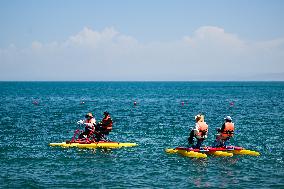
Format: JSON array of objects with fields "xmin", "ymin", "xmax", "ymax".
[
  {"xmin": 95, "ymin": 111, "xmax": 113, "ymax": 141},
  {"xmin": 77, "ymin": 113, "xmax": 97, "ymax": 139},
  {"xmin": 213, "ymin": 116, "xmax": 235, "ymax": 147},
  {"xmin": 188, "ymin": 114, "xmax": 209, "ymax": 149}
]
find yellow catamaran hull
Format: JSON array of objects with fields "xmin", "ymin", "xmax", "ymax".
[
  {"xmin": 49, "ymin": 141, "xmax": 138, "ymax": 149},
  {"xmin": 165, "ymin": 146, "xmax": 260, "ymax": 158}
]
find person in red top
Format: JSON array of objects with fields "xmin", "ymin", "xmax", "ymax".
[
  {"xmin": 188, "ymin": 114, "xmax": 208, "ymax": 149},
  {"xmin": 95, "ymin": 111, "xmax": 113, "ymax": 141},
  {"xmin": 213, "ymin": 116, "xmax": 235, "ymax": 147}
]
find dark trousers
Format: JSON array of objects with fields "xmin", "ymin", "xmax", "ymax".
[
  {"xmin": 188, "ymin": 130, "xmax": 204, "ymax": 149},
  {"xmin": 94, "ymin": 125, "xmax": 110, "ymax": 141}
]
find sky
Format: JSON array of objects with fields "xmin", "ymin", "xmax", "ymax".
[{"xmin": 0, "ymin": 0, "xmax": 284, "ymax": 81}]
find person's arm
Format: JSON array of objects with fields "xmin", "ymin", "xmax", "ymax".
[
  {"xmin": 203, "ymin": 131, "xmax": 208, "ymax": 139},
  {"xmin": 193, "ymin": 123, "xmax": 201, "ymax": 139},
  {"xmin": 106, "ymin": 118, "xmax": 113, "ymax": 125},
  {"xmin": 199, "ymin": 131, "xmax": 207, "ymax": 139},
  {"xmin": 220, "ymin": 123, "xmax": 225, "ymax": 132},
  {"xmin": 84, "ymin": 118, "xmax": 96, "ymax": 127},
  {"xmin": 92, "ymin": 118, "xmax": 96, "ymax": 125},
  {"xmin": 84, "ymin": 122, "xmax": 91, "ymax": 127}
]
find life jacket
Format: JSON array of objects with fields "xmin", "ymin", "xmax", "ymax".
[
  {"xmin": 196, "ymin": 122, "xmax": 208, "ymax": 137},
  {"xmin": 101, "ymin": 116, "xmax": 113, "ymax": 132},
  {"xmin": 220, "ymin": 122, "xmax": 234, "ymax": 138}
]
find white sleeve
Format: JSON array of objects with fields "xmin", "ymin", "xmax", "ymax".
[
  {"xmin": 84, "ymin": 122, "xmax": 93, "ymax": 127},
  {"xmin": 85, "ymin": 118, "xmax": 96, "ymax": 126},
  {"xmin": 203, "ymin": 122, "xmax": 208, "ymax": 139},
  {"xmin": 193, "ymin": 123, "xmax": 200, "ymax": 138}
]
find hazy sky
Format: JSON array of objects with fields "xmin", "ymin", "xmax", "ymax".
[{"xmin": 0, "ymin": 0, "xmax": 284, "ymax": 81}]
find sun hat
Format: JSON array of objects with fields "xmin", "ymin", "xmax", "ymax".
[
  {"xmin": 224, "ymin": 116, "xmax": 232, "ymax": 121},
  {"xmin": 85, "ymin": 113, "xmax": 93, "ymax": 118},
  {"xmin": 195, "ymin": 114, "xmax": 204, "ymax": 122}
]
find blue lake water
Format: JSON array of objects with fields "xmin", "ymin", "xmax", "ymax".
[{"xmin": 0, "ymin": 81, "xmax": 283, "ymax": 188}]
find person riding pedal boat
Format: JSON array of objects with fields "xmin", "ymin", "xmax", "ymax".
[
  {"xmin": 188, "ymin": 114, "xmax": 208, "ymax": 149},
  {"xmin": 95, "ymin": 111, "xmax": 113, "ymax": 141},
  {"xmin": 77, "ymin": 113, "xmax": 96, "ymax": 139},
  {"xmin": 213, "ymin": 116, "xmax": 235, "ymax": 147}
]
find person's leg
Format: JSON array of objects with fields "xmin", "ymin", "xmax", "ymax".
[
  {"xmin": 188, "ymin": 130, "xmax": 195, "ymax": 146},
  {"xmin": 194, "ymin": 139, "xmax": 204, "ymax": 149},
  {"xmin": 224, "ymin": 138, "xmax": 231, "ymax": 147},
  {"xmin": 79, "ymin": 132, "xmax": 88, "ymax": 139},
  {"xmin": 213, "ymin": 134, "xmax": 223, "ymax": 147},
  {"xmin": 213, "ymin": 139, "xmax": 223, "ymax": 147},
  {"xmin": 99, "ymin": 131, "xmax": 110, "ymax": 141}
]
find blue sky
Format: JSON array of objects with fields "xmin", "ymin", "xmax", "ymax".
[{"xmin": 0, "ymin": 0, "xmax": 284, "ymax": 81}]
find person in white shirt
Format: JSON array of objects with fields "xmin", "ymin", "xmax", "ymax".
[{"xmin": 77, "ymin": 113, "xmax": 96, "ymax": 139}]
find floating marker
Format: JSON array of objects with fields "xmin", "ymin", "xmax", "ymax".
[{"xmin": 32, "ymin": 101, "xmax": 39, "ymax": 105}]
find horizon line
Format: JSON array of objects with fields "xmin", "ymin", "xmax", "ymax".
[{"xmin": 0, "ymin": 80, "xmax": 284, "ymax": 82}]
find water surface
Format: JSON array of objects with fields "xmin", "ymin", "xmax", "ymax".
[{"xmin": 0, "ymin": 82, "xmax": 283, "ymax": 188}]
